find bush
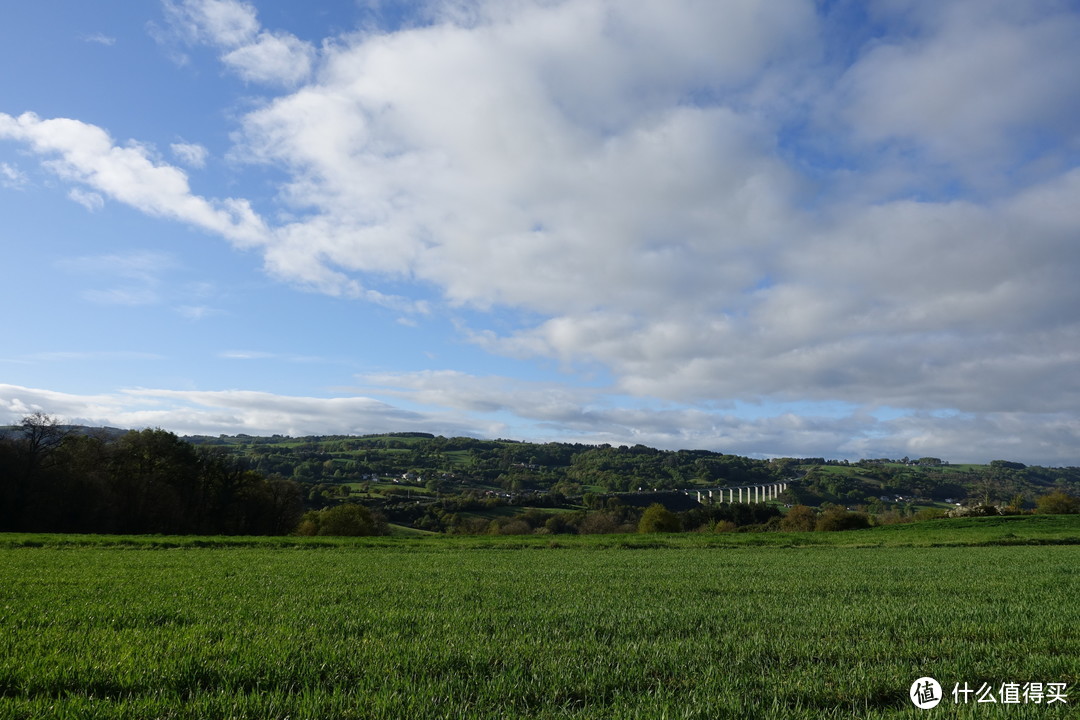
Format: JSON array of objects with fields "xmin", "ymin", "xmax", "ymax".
[
  {"xmin": 1035, "ymin": 491, "xmax": 1080, "ymax": 515},
  {"xmin": 638, "ymin": 503, "xmax": 682, "ymax": 533},
  {"xmin": 578, "ymin": 512, "xmax": 620, "ymax": 534},
  {"xmin": 544, "ymin": 515, "xmax": 576, "ymax": 534},
  {"xmin": 497, "ymin": 519, "xmax": 532, "ymax": 535},
  {"xmin": 815, "ymin": 508, "xmax": 871, "ymax": 532},
  {"xmin": 780, "ymin": 505, "xmax": 816, "ymax": 532},
  {"xmin": 296, "ymin": 503, "xmax": 389, "ymax": 536}
]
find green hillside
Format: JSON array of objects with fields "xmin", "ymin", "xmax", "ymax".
[
  {"xmin": 4, "ymin": 421, "xmax": 1079, "ymax": 536},
  {"xmin": 189, "ymin": 432, "xmax": 1080, "ymax": 507}
]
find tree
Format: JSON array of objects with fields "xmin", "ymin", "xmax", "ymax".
[
  {"xmin": 815, "ymin": 507, "xmax": 871, "ymax": 531},
  {"xmin": 544, "ymin": 514, "xmax": 575, "ymax": 534},
  {"xmin": 1035, "ymin": 490, "xmax": 1080, "ymax": 515},
  {"xmin": 638, "ymin": 503, "xmax": 681, "ymax": 533},
  {"xmin": 780, "ymin": 504, "xmax": 817, "ymax": 532},
  {"xmin": 1005, "ymin": 493, "xmax": 1026, "ymax": 514},
  {"xmin": 301, "ymin": 503, "xmax": 389, "ymax": 536}
]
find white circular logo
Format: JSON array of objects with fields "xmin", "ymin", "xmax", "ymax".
[{"xmin": 910, "ymin": 677, "xmax": 943, "ymax": 709}]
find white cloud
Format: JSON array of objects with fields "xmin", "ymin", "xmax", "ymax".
[
  {"xmin": 831, "ymin": 0, "xmax": 1080, "ymax": 187},
  {"xmin": 0, "ymin": 384, "xmax": 498, "ymax": 439},
  {"xmin": 67, "ymin": 187, "xmax": 104, "ymax": 211},
  {"xmin": 6, "ymin": 1, "xmax": 1080, "ymax": 462},
  {"xmin": 2, "ymin": 373, "xmax": 1078, "ymax": 464},
  {"xmin": 142, "ymin": 2, "xmax": 1080, "ymax": 424},
  {"xmin": 0, "ymin": 112, "xmax": 268, "ymax": 247},
  {"xmin": 0, "ymin": 162, "xmax": 27, "ymax": 188},
  {"xmin": 233, "ymin": 1, "xmax": 808, "ymax": 312},
  {"xmin": 163, "ymin": 0, "xmax": 259, "ymax": 47},
  {"xmin": 163, "ymin": 0, "xmax": 315, "ymax": 86},
  {"xmin": 82, "ymin": 33, "xmax": 117, "ymax": 46},
  {"xmin": 358, "ymin": 370, "xmax": 1080, "ymax": 464},
  {"xmin": 170, "ymin": 141, "xmax": 208, "ymax": 168},
  {"xmin": 222, "ymin": 31, "xmax": 315, "ymax": 86},
  {"xmin": 362, "ymin": 369, "xmax": 603, "ymax": 418}
]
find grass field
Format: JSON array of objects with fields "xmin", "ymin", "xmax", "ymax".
[{"xmin": 2, "ymin": 517, "xmax": 1078, "ymax": 718}]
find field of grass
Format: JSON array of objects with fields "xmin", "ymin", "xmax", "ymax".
[
  {"xmin": 3, "ymin": 513, "xmax": 1078, "ymax": 551},
  {"xmin": 2, "ymin": 517, "xmax": 1078, "ymax": 718}
]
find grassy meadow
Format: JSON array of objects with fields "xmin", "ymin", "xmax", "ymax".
[{"xmin": 2, "ymin": 517, "xmax": 1078, "ymax": 718}]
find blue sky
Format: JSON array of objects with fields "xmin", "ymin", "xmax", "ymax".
[{"xmin": 3, "ymin": 0, "xmax": 1080, "ymax": 465}]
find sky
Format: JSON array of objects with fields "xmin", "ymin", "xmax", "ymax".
[{"xmin": 2, "ymin": 0, "xmax": 1080, "ymax": 465}]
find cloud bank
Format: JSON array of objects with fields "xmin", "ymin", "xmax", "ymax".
[{"xmin": 2, "ymin": 380, "xmax": 1077, "ymax": 465}]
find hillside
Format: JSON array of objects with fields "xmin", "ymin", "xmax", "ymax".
[
  {"xmin": 4, "ymin": 423, "xmax": 1078, "ymax": 535},
  {"xmin": 186, "ymin": 432, "xmax": 1080, "ymax": 510}
]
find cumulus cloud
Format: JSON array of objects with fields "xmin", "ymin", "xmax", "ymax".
[
  {"xmin": 0, "ymin": 162, "xmax": 27, "ymax": 189},
  {"xmin": 163, "ymin": 0, "xmax": 315, "ymax": 86},
  {"xmin": 234, "ymin": 2, "xmax": 809, "ymax": 314},
  {"xmin": 129, "ymin": 2, "xmax": 1080, "ymax": 424},
  {"xmin": 221, "ymin": 30, "xmax": 314, "ymax": 86},
  {"xmin": 489, "ymin": 168, "xmax": 1080, "ymax": 416},
  {"xmin": 832, "ymin": 0, "xmax": 1080, "ymax": 184},
  {"xmin": 163, "ymin": 0, "xmax": 259, "ymax": 47},
  {"xmin": 170, "ymin": 141, "xmax": 208, "ymax": 168},
  {"xmin": 67, "ymin": 187, "xmax": 104, "ymax": 211},
  {"xmin": 0, "ymin": 112, "xmax": 268, "ymax": 246},
  {"xmin": 362, "ymin": 369, "xmax": 605, "ymax": 418},
  {"xmin": 5, "ymin": 1, "xmax": 1080, "ymax": 462}
]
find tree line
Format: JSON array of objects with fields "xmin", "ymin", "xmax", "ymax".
[
  {"xmin": 0, "ymin": 414, "xmax": 304, "ymax": 535},
  {"xmin": 191, "ymin": 433, "xmax": 784, "ymax": 491}
]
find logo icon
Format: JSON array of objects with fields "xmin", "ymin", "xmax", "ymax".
[{"xmin": 910, "ymin": 677, "xmax": 943, "ymax": 709}]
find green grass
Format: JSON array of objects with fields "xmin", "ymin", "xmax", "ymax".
[
  {"xmin": 1, "ymin": 517, "xmax": 1078, "ymax": 718},
  {"xmin": 2, "ymin": 513, "xmax": 1078, "ymax": 551}
]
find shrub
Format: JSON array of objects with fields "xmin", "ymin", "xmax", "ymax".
[
  {"xmin": 544, "ymin": 515, "xmax": 576, "ymax": 534},
  {"xmin": 578, "ymin": 512, "xmax": 619, "ymax": 534},
  {"xmin": 780, "ymin": 505, "xmax": 816, "ymax": 532},
  {"xmin": 637, "ymin": 503, "xmax": 682, "ymax": 533},
  {"xmin": 297, "ymin": 503, "xmax": 389, "ymax": 536},
  {"xmin": 816, "ymin": 508, "xmax": 871, "ymax": 532},
  {"xmin": 498, "ymin": 519, "xmax": 532, "ymax": 535},
  {"xmin": 1035, "ymin": 491, "xmax": 1080, "ymax": 515}
]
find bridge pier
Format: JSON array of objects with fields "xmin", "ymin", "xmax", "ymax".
[{"xmin": 683, "ymin": 480, "xmax": 791, "ymax": 506}]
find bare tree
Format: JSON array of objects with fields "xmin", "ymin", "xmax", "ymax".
[{"xmin": 20, "ymin": 412, "xmax": 69, "ymax": 470}]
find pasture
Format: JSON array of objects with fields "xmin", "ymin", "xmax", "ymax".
[{"xmin": 1, "ymin": 518, "xmax": 1078, "ymax": 718}]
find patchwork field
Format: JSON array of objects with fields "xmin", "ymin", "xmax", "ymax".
[{"xmin": 2, "ymin": 518, "xmax": 1078, "ymax": 718}]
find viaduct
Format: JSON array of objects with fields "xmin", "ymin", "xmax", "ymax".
[{"xmin": 682, "ymin": 481, "xmax": 789, "ymax": 504}]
